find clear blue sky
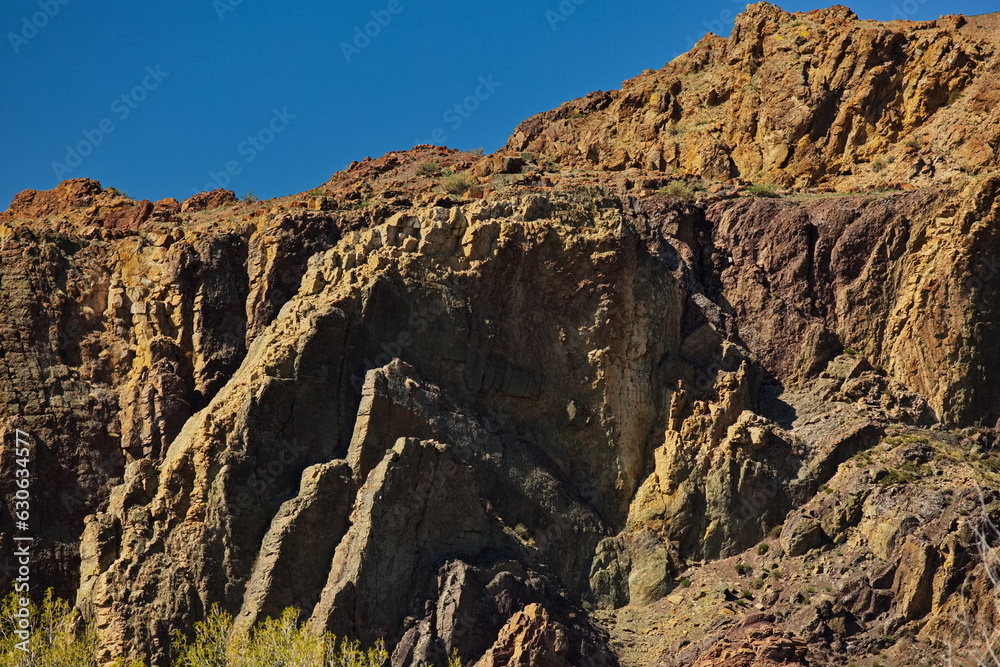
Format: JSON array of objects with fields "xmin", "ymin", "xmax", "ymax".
[{"xmin": 1, "ymin": 0, "xmax": 994, "ymax": 206}]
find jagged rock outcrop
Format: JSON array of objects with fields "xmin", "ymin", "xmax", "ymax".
[
  {"xmin": 234, "ymin": 459, "xmax": 355, "ymax": 630},
  {"xmin": 701, "ymin": 179, "xmax": 1000, "ymax": 426},
  {"xmin": 71, "ymin": 186, "xmax": 685, "ymax": 664},
  {"xmin": 2, "ymin": 5, "xmax": 1000, "ymax": 667},
  {"xmin": 509, "ymin": 3, "xmax": 1000, "ymax": 191}
]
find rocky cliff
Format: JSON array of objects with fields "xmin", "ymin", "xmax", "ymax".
[{"xmin": 2, "ymin": 3, "xmax": 1000, "ymax": 666}]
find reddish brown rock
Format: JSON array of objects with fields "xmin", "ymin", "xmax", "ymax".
[
  {"xmin": 152, "ymin": 197, "xmax": 181, "ymax": 220},
  {"xmin": 0, "ymin": 178, "xmax": 104, "ymax": 223},
  {"xmin": 103, "ymin": 199, "xmax": 154, "ymax": 234},
  {"xmin": 180, "ymin": 188, "xmax": 237, "ymax": 212}
]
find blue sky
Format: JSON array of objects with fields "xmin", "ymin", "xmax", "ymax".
[{"xmin": 1, "ymin": 0, "xmax": 995, "ymax": 206}]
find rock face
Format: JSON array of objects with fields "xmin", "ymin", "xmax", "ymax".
[
  {"xmin": 509, "ymin": 4, "xmax": 999, "ymax": 191},
  {"xmin": 70, "ymin": 187, "xmax": 678, "ymax": 664},
  {"xmin": 2, "ymin": 5, "xmax": 1000, "ymax": 667}
]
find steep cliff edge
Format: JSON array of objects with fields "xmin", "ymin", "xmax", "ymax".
[
  {"xmin": 509, "ymin": 4, "xmax": 1000, "ymax": 191},
  {"xmin": 2, "ymin": 4, "xmax": 1000, "ymax": 667}
]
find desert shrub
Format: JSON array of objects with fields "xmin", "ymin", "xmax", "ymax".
[
  {"xmin": 240, "ymin": 191, "xmax": 258, "ymax": 204},
  {"xmin": 174, "ymin": 605, "xmax": 389, "ymax": 667},
  {"xmin": 0, "ymin": 589, "xmax": 99, "ymax": 666},
  {"xmin": 417, "ymin": 161, "xmax": 441, "ymax": 176},
  {"xmin": 747, "ymin": 183, "xmax": 780, "ymax": 198},
  {"xmin": 658, "ymin": 180, "xmax": 704, "ymax": 201},
  {"xmin": 439, "ymin": 172, "xmax": 475, "ymax": 195},
  {"xmin": 0, "ymin": 591, "xmax": 395, "ymax": 667}
]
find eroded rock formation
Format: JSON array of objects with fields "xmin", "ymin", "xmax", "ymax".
[{"xmin": 2, "ymin": 4, "xmax": 1000, "ymax": 667}]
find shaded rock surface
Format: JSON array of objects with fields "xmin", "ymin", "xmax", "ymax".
[{"xmin": 1, "ymin": 6, "xmax": 999, "ymax": 667}]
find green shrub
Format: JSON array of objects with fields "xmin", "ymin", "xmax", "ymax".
[
  {"xmin": 439, "ymin": 172, "xmax": 476, "ymax": 195},
  {"xmin": 417, "ymin": 162, "xmax": 441, "ymax": 176},
  {"xmin": 757, "ymin": 543, "xmax": 769, "ymax": 555},
  {"xmin": 240, "ymin": 191, "xmax": 258, "ymax": 204},
  {"xmin": 658, "ymin": 180, "xmax": 704, "ymax": 201},
  {"xmin": 0, "ymin": 589, "xmax": 100, "ymax": 666},
  {"xmin": 0, "ymin": 591, "xmax": 396, "ymax": 667},
  {"xmin": 747, "ymin": 183, "xmax": 780, "ymax": 198},
  {"xmin": 173, "ymin": 605, "xmax": 389, "ymax": 667},
  {"xmin": 735, "ymin": 563, "xmax": 753, "ymax": 577},
  {"xmin": 877, "ymin": 468, "xmax": 916, "ymax": 486},
  {"xmin": 679, "ymin": 578, "xmax": 692, "ymax": 588}
]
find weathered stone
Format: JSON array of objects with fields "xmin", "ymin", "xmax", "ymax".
[
  {"xmin": 235, "ymin": 459, "xmax": 355, "ymax": 629},
  {"xmin": 780, "ymin": 514, "xmax": 826, "ymax": 557}
]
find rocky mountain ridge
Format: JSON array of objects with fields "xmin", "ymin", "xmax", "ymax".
[{"xmin": 2, "ymin": 3, "xmax": 1000, "ymax": 666}]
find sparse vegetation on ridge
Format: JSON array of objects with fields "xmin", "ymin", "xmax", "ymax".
[
  {"xmin": 747, "ymin": 183, "xmax": 780, "ymax": 198},
  {"xmin": 439, "ymin": 171, "xmax": 476, "ymax": 195},
  {"xmin": 658, "ymin": 180, "xmax": 705, "ymax": 201},
  {"xmin": 0, "ymin": 593, "xmax": 397, "ymax": 667}
]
